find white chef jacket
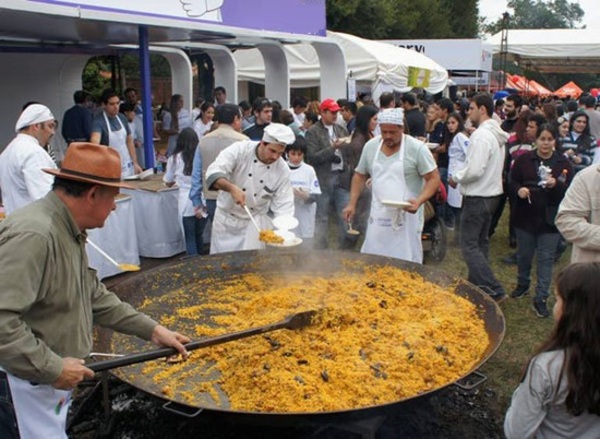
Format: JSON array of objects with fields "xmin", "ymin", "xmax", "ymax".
[
  {"xmin": 206, "ymin": 140, "xmax": 294, "ymax": 253},
  {"xmin": 0, "ymin": 133, "xmax": 57, "ymax": 215}
]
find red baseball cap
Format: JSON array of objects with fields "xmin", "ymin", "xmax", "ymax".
[{"xmin": 319, "ymin": 98, "xmax": 341, "ymax": 113}]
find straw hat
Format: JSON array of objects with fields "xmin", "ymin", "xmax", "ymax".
[{"xmin": 43, "ymin": 142, "xmax": 135, "ymax": 189}]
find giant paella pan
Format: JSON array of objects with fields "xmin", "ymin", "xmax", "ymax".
[{"xmin": 94, "ymin": 250, "xmax": 505, "ymax": 419}]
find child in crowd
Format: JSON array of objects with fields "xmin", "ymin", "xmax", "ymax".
[
  {"xmin": 286, "ymin": 136, "xmax": 320, "ymax": 246},
  {"xmin": 163, "ymin": 127, "xmax": 208, "ymax": 256},
  {"xmin": 504, "ymin": 262, "xmax": 600, "ymax": 438}
]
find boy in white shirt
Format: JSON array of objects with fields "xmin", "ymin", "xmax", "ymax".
[{"xmin": 286, "ymin": 137, "xmax": 321, "ymax": 245}]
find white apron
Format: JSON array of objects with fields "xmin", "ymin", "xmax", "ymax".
[
  {"xmin": 104, "ymin": 112, "xmax": 134, "ymax": 178},
  {"xmin": 2, "ymin": 369, "xmax": 71, "ymax": 439},
  {"xmin": 210, "ymin": 199, "xmax": 272, "ymax": 254},
  {"xmin": 361, "ymin": 140, "xmax": 423, "ymax": 263}
]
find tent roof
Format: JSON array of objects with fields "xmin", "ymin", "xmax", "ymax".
[
  {"xmin": 486, "ymin": 29, "xmax": 600, "ymax": 73},
  {"xmin": 234, "ymin": 31, "xmax": 449, "ymax": 94},
  {"xmin": 554, "ymin": 81, "xmax": 583, "ymax": 99}
]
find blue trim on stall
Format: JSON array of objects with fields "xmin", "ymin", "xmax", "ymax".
[{"xmin": 138, "ymin": 26, "xmax": 155, "ymax": 169}]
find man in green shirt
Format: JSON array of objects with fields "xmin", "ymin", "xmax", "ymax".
[{"xmin": 0, "ymin": 143, "xmax": 190, "ymax": 438}]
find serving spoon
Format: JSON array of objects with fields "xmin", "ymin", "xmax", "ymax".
[{"xmin": 86, "ymin": 238, "xmax": 140, "ymax": 272}]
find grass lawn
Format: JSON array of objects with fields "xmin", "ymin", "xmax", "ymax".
[{"xmin": 437, "ymin": 212, "xmax": 571, "ymax": 418}]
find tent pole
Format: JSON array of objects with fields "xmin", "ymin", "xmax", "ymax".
[{"xmin": 138, "ymin": 25, "xmax": 155, "ymax": 169}]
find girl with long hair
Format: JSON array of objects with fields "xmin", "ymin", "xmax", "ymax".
[
  {"xmin": 162, "ymin": 94, "xmax": 192, "ymax": 157},
  {"xmin": 163, "ymin": 127, "xmax": 207, "ymax": 255},
  {"xmin": 505, "ymin": 262, "xmax": 600, "ymax": 438},
  {"xmin": 564, "ymin": 110, "xmax": 597, "ymax": 173},
  {"xmin": 444, "ymin": 112, "xmax": 469, "ymax": 244},
  {"xmin": 193, "ymin": 101, "xmax": 215, "ymax": 140}
]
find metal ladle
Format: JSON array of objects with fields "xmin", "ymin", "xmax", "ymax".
[
  {"xmin": 86, "ymin": 239, "xmax": 140, "ymax": 272},
  {"xmin": 347, "ymin": 221, "xmax": 360, "ymax": 235},
  {"xmin": 243, "ymin": 204, "xmax": 262, "ymax": 233}
]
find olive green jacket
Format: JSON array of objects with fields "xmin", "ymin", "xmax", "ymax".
[{"xmin": 0, "ymin": 191, "xmax": 157, "ymax": 384}]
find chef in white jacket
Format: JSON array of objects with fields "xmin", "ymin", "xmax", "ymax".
[
  {"xmin": 205, "ymin": 123, "xmax": 296, "ymax": 254},
  {"xmin": 0, "ymin": 104, "xmax": 58, "ymax": 215}
]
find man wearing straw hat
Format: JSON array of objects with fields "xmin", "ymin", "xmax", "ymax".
[
  {"xmin": 0, "ymin": 103, "xmax": 58, "ymax": 215},
  {"xmin": 0, "ymin": 143, "xmax": 190, "ymax": 438}
]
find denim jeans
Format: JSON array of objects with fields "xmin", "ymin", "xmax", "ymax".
[
  {"xmin": 515, "ymin": 228, "xmax": 560, "ymax": 301},
  {"xmin": 0, "ymin": 372, "xmax": 19, "ymax": 439},
  {"xmin": 460, "ymin": 196, "xmax": 505, "ymax": 297},
  {"xmin": 182, "ymin": 215, "xmax": 208, "ymax": 256},
  {"xmin": 436, "ymin": 167, "xmax": 454, "ymax": 227},
  {"xmin": 206, "ymin": 199, "xmax": 217, "ymax": 221},
  {"xmin": 314, "ymin": 172, "xmax": 341, "ymax": 249}
]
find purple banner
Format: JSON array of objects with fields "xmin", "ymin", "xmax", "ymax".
[{"xmin": 28, "ymin": 0, "xmax": 327, "ymax": 36}]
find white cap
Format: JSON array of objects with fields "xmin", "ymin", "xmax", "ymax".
[
  {"xmin": 262, "ymin": 123, "xmax": 295, "ymax": 145},
  {"xmin": 378, "ymin": 108, "xmax": 405, "ymax": 126},
  {"xmin": 15, "ymin": 104, "xmax": 55, "ymax": 132}
]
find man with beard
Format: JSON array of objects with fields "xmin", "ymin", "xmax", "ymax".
[
  {"xmin": 343, "ymin": 108, "xmax": 439, "ymax": 263},
  {"xmin": 501, "ymin": 94, "xmax": 523, "ymax": 133},
  {"xmin": 0, "ymin": 104, "xmax": 58, "ymax": 214}
]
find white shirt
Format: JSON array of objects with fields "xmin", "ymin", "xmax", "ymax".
[
  {"xmin": 164, "ymin": 153, "xmax": 194, "ymax": 217},
  {"xmin": 193, "ymin": 119, "xmax": 213, "ymax": 140},
  {"xmin": 163, "ymin": 109, "xmax": 192, "ymax": 156},
  {"xmin": 0, "ymin": 133, "xmax": 57, "ymax": 215},
  {"xmin": 453, "ymin": 119, "xmax": 508, "ymax": 197},
  {"xmin": 290, "ymin": 109, "xmax": 306, "ymax": 126},
  {"xmin": 206, "ymin": 140, "xmax": 294, "ymax": 219},
  {"xmin": 289, "ymin": 162, "xmax": 321, "ymax": 238}
]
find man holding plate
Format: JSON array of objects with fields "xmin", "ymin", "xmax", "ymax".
[{"xmin": 343, "ymin": 108, "xmax": 439, "ymax": 263}]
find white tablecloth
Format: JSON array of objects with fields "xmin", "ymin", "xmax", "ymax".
[
  {"xmin": 122, "ymin": 186, "xmax": 185, "ymax": 257},
  {"xmin": 86, "ymin": 195, "xmax": 140, "ymax": 279}
]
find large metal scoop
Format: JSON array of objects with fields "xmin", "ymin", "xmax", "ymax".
[{"xmin": 88, "ymin": 310, "xmax": 317, "ymax": 372}]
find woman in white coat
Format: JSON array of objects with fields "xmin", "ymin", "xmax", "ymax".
[
  {"xmin": 205, "ymin": 123, "xmax": 296, "ymax": 254},
  {"xmin": 445, "ymin": 112, "xmax": 470, "ymax": 245}
]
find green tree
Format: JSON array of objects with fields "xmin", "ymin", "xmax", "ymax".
[
  {"xmin": 326, "ymin": 0, "xmax": 479, "ymax": 39},
  {"xmin": 483, "ymin": 0, "xmax": 584, "ymax": 34}
]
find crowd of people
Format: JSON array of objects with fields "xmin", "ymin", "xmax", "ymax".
[{"xmin": 1, "ymin": 84, "xmax": 600, "ymax": 437}]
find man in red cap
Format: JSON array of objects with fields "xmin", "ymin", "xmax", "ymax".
[
  {"xmin": 0, "ymin": 143, "xmax": 190, "ymax": 438},
  {"xmin": 305, "ymin": 98, "xmax": 350, "ymax": 248}
]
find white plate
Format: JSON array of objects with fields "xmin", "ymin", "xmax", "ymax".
[
  {"xmin": 139, "ymin": 168, "xmax": 154, "ymax": 180},
  {"xmin": 272, "ymin": 215, "xmax": 299, "ymax": 231},
  {"xmin": 426, "ymin": 142, "xmax": 440, "ymax": 150},
  {"xmin": 266, "ymin": 237, "xmax": 303, "ymax": 248},
  {"xmin": 381, "ymin": 199, "xmax": 411, "ymax": 209},
  {"xmin": 124, "ymin": 169, "xmax": 154, "ymax": 181}
]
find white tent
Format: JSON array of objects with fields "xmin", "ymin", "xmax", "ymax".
[
  {"xmin": 234, "ymin": 31, "xmax": 449, "ymax": 102},
  {"xmin": 486, "ymin": 29, "xmax": 600, "ymax": 74}
]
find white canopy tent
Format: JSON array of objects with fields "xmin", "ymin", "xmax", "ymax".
[
  {"xmin": 487, "ymin": 29, "xmax": 600, "ymax": 74},
  {"xmin": 234, "ymin": 31, "xmax": 449, "ymax": 102}
]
